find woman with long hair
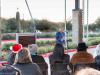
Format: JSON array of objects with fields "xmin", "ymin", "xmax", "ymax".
[
  {"xmin": 13, "ymin": 48, "xmax": 42, "ymax": 75},
  {"xmin": 49, "ymin": 44, "xmax": 70, "ymax": 64},
  {"xmin": 49, "ymin": 44, "xmax": 70, "ymax": 75}
]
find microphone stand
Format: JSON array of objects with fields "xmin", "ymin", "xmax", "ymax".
[{"xmin": 65, "ymin": 31, "xmax": 69, "ymax": 54}]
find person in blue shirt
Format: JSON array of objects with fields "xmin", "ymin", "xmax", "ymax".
[{"xmin": 56, "ymin": 27, "xmax": 65, "ymax": 45}]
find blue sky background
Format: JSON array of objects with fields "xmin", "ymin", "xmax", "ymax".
[{"xmin": 1, "ymin": 0, "xmax": 100, "ymax": 24}]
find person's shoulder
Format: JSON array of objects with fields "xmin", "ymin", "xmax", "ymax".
[
  {"xmin": 56, "ymin": 31, "xmax": 60, "ymax": 34},
  {"xmin": 64, "ymin": 54, "xmax": 70, "ymax": 58}
]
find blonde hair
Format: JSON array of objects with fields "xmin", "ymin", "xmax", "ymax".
[
  {"xmin": 14, "ymin": 48, "xmax": 32, "ymax": 64},
  {"xmin": 77, "ymin": 68, "xmax": 100, "ymax": 75}
]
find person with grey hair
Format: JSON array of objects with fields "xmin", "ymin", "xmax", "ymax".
[
  {"xmin": 13, "ymin": 48, "xmax": 42, "ymax": 75},
  {"xmin": 28, "ymin": 44, "xmax": 47, "ymax": 64},
  {"xmin": 94, "ymin": 44, "xmax": 100, "ymax": 70}
]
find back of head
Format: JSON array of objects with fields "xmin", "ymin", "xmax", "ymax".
[
  {"xmin": 28, "ymin": 44, "xmax": 38, "ymax": 54},
  {"xmin": 77, "ymin": 68, "xmax": 100, "ymax": 75},
  {"xmin": 15, "ymin": 48, "xmax": 32, "ymax": 64},
  {"xmin": 77, "ymin": 42, "xmax": 88, "ymax": 52},
  {"xmin": 0, "ymin": 66, "xmax": 20, "ymax": 75},
  {"xmin": 51, "ymin": 44, "xmax": 64, "ymax": 63}
]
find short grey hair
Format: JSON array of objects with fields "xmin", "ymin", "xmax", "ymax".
[{"xmin": 28, "ymin": 44, "xmax": 38, "ymax": 54}]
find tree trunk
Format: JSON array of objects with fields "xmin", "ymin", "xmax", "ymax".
[{"xmin": 0, "ymin": 0, "xmax": 2, "ymax": 60}]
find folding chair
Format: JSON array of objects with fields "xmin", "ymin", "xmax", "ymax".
[
  {"xmin": 37, "ymin": 63, "xmax": 48, "ymax": 75},
  {"xmin": 50, "ymin": 63, "xmax": 71, "ymax": 75}
]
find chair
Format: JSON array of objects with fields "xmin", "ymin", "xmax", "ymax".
[
  {"xmin": 50, "ymin": 63, "xmax": 71, "ymax": 75},
  {"xmin": 37, "ymin": 63, "xmax": 48, "ymax": 75},
  {"xmin": 73, "ymin": 62, "xmax": 96, "ymax": 74}
]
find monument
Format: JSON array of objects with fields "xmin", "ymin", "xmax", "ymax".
[
  {"xmin": 72, "ymin": 0, "xmax": 82, "ymax": 44},
  {"xmin": 16, "ymin": 33, "xmax": 36, "ymax": 47}
]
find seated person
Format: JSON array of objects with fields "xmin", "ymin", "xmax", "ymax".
[
  {"xmin": 94, "ymin": 44, "xmax": 100, "ymax": 70},
  {"xmin": 0, "ymin": 66, "xmax": 21, "ymax": 75},
  {"xmin": 28, "ymin": 44, "xmax": 47, "ymax": 64},
  {"xmin": 13, "ymin": 48, "xmax": 42, "ymax": 75},
  {"xmin": 28, "ymin": 44, "xmax": 48, "ymax": 75},
  {"xmin": 7, "ymin": 44, "xmax": 22, "ymax": 65},
  {"xmin": 70, "ymin": 42, "xmax": 95, "ymax": 64},
  {"xmin": 76, "ymin": 68, "xmax": 100, "ymax": 75},
  {"xmin": 49, "ymin": 44, "xmax": 70, "ymax": 75}
]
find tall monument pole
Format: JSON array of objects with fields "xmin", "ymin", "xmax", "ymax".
[{"xmin": 72, "ymin": 0, "xmax": 83, "ymax": 44}]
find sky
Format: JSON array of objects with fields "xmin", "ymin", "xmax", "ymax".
[{"xmin": 1, "ymin": 0, "xmax": 100, "ymax": 24}]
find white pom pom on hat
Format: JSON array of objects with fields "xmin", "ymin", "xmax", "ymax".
[{"xmin": 10, "ymin": 44, "xmax": 22, "ymax": 53}]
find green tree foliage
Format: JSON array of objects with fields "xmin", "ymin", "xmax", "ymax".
[
  {"xmin": 16, "ymin": 11, "xmax": 21, "ymax": 33},
  {"xmin": 1, "ymin": 18, "xmax": 7, "ymax": 33},
  {"xmin": 1, "ymin": 17, "xmax": 72, "ymax": 33},
  {"xmin": 6, "ymin": 18, "xmax": 17, "ymax": 33},
  {"xmin": 88, "ymin": 17, "xmax": 100, "ymax": 31}
]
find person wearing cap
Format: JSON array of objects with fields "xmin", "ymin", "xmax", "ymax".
[
  {"xmin": 13, "ymin": 48, "xmax": 42, "ymax": 75},
  {"xmin": 7, "ymin": 44, "xmax": 22, "ymax": 65},
  {"xmin": 70, "ymin": 42, "xmax": 95, "ymax": 64},
  {"xmin": 56, "ymin": 27, "xmax": 65, "ymax": 45}
]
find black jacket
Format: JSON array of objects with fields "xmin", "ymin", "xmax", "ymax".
[
  {"xmin": 31, "ymin": 55, "xmax": 46, "ymax": 63},
  {"xmin": 13, "ymin": 62, "xmax": 42, "ymax": 75},
  {"xmin": 95, "ymin": 56, "xmax": 100, "ymax": 70},
  {"xmin": 31, "ymin": 55, "xmax": 48, "ymax": 75}
]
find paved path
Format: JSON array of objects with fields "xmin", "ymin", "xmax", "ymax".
[{"xmin": 44, "ymin": 48, "xmax": 96, "ymax": 75}]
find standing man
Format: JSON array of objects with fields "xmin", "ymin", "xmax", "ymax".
[{"xmin": 56, "ymin": 27, "xmax": 65, "ymax": 45}]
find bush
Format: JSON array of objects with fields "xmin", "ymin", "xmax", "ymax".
[
  {"xmin": 38, "ymin": 46, "xmax": 54, "ymax": 54},
  {"xmin": 68, "ymin": 43, "xmax": 77, "ymax": 49},
  {"xmin": 86, "ymin": 39, "xmax": 100, "ymax": 46},
  {"xmin": 2, "ymin": 43, "xmax": 15, "ymax": 51},
  {"xmin": 37, "ymin": 33, "xmax": 55, "ymax": 38},
  {"xmin": 37, "ymin": 40, "xmax": 56, "ymax": 46},
  {"xmin": 2, "ymin": 51, "xmax": 8, "ymax": 60},
  {"xmin": 2, "ymin": 34, "xmax": 16, "ymax": 40}
]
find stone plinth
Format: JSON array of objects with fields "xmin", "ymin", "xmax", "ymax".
[{"xmin": 72, "ymin": 10, "xmax": 82, "ymax": 44}]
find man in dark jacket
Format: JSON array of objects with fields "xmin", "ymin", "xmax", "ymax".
[{"xmin": 56, "ymin": 27, "xmax": 65, "ymax": 45}]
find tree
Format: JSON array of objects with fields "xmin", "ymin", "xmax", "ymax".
[
  {"xmin": 16, "ymin": 10, "xmax": 21, "ymax": 33},
  {"xmin": 6, "ymin": 18, "xmax": 17, "ymax": 33}
]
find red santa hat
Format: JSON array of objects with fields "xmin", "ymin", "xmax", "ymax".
[{"xmin": 10, "ymin": 44, "xmax": 22, "ymax": 53}]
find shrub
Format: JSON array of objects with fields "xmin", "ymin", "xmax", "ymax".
[
  {"xmin": 2, "ymin": 43, "xmax": 15, "ymax": 51},
  {"xmin": 68, "ymin": 43, "xmax": 77, "ymax": 49},
  {"xmin": 2, "ymin": 34, "xmax": 16, "ymax": 40},
  {"xmin": 2, "ymin": 51, "xmax": 8, "ymax": 60}
]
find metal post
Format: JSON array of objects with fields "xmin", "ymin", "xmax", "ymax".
[
  {"xmin": 65, "ymin": 0, "xmax": 67, "ymax": 40},
  {"xmin": 25, "ymin": 0, "xmax": 36, "ymax": 33},
  {"xmin": 65, "ymin": 0, "xmax": 68, "ymax": 53},
  {"xmin": 75, "ymin": 0, "xmax": 80, "ymax": 10},
  {"xmin": 82, "ymin": 0, "xmax": 85, "ymax": 41},
  {"xmin": 87, "ymin": 0, "xmax": 89, "ymax": 41}
]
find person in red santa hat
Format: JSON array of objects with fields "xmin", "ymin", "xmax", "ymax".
[{"xmin": 7, "ymin": 44, "xmax": 22, "ymax": 65}]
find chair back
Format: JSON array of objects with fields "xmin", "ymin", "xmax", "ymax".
[
  {"xmin": 37, "ymin": 63, "xmax": 48, "ymax": 75},
  {"xmin": 50, "ymin": 63, "xmax": 71, "ymax": 75}
]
